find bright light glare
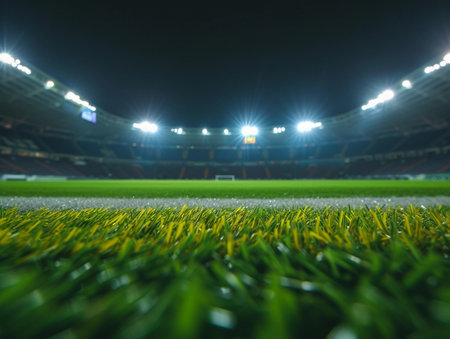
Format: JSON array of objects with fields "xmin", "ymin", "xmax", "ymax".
[
  {"xmin": 202, "ymin": 128, "xmax": 209, "ymax": 135},
  {"xmin": 65, "ymin": 91, "xmax": 96, "ymax": 111},
  {"xmin": 223, "ymin": 129, "xmax": 230, "ymax": 135},
  {"xmin": 401, "ymin": 80, "xmax": 412, "ymax": 89},
  {"xmin": 133, "ymin": 121, "xmax": 158, "ymax": 133},
  {"xmin": 297, "ymin": 121, "xmax": 322, "ymax": 133},
  {"xmin": 361, "ymin": 89, "xmax": 395, "ymax": 110},
  {"xmin": 0, "ymin": 53, "xmax": 14, "ymax": 64},
  {"xmin": 444, "ymin": 53, "xmax": 450, "ymax": 63},
  {"xmin": 424, "ymin": 53, "xmax": 450, "ymax": 74},
  {"xmin": 0, "ymin": 53, "xmax": 31, "ymax": 74},
  {"xmin": 273, "ymin": 127, "xmax": 286, "ymax": 134},
  {"xmin": 171, "ymin": 128, "xmax": 184, "ymax": 135},
  {"xmin": 241, "ymin": 126, "xmax": 258, "ymax": 136},
  {"xmin": 45, "ymin": 80, "xmax": 55, "ymax": 89},
  {"xmin": 380, "ymin": 89, "xmax": 394, "ymax": 101},
  {"xmin": 17, "ymin": 65, "xmax": 31, "ymax": 74}
]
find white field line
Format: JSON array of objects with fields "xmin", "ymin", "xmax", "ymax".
[{"xmin": 0, "ymin": 196, "xmax": 449, "ymax": 210}]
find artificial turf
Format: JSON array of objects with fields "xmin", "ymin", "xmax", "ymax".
[
  {"xmin": 0, "ymin": 205, "xmax": 449, "ymax": 338},
  {"xmin": 1, "ymin": 179, "xmax": 449, "ymax": 337},
  {"xmin": 1, "ymin": 179, "xmax": 449, "ymax": 198}
]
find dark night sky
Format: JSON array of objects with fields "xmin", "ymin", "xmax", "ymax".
[{"xmin": 2, "ymin": 1, "xmax": 450, "ymax": 127}]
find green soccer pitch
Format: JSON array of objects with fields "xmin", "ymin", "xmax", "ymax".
[
  {"xmin": 0, "ymin": 179, "xmax": 449, "ymax": 198},
  {"xmin": 1, "ymin": 179, "xmax": 450, "ymax": 337}
]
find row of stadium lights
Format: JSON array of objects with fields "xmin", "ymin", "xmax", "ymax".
[
  {"xmin": 0, "ymin": 53, "xmax": 322, "ymax": 137},
  {"xmin": 424, "ymin": 53, "xmax": 450, "ymax": 74},
  {"xmin": 1, "ymin": 50, "xmax": 449, "ymax": 131},
  {"xmin": 0, "ymin": 52, "xmax": 96, "ymax": 112},
  {"xmin": 133, "ymin": 121, "xmax": 322, "ymax": 136},
  {"xmin": 0, "ymin": 53, "xmax": 31, "ymax": 75},
  {"xmin": 361, "ymin": 80, "xmax": 413, "ymax": 111},
  {"xmin": 361, "ymin": 52, "xmax": 450, "ymax": 111}
]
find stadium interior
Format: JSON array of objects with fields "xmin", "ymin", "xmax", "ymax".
[{"xmin": 0, "ymin": 52, "xmax": 449, "ymax": 180}]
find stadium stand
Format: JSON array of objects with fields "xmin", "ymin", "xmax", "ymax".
[
  {"xmin": 106, "ymin": 144, "xmax": 132, "ymax": 159},
  {"xmin": 344, "ymin": 140, "xmax": 372, "ymax": 157},
  {"xmin": 40, "ymin": 136, "xmax": 81, "ymax": 155},
  {"xmin": 183, "ymin": 166, "xmax": 206, "ymax": 179},
  {"xmin": 159, "ymin": 148, "xmax": 184, "ymax": 161},
  {"xmin": 214, "ymin": 148, "xmax": 238, "ymax": 163},
  {"xmin": 187, "ymin": 148, "xmax": 210, "ymax": 162},
  {"xmin": 0, "ymin": 125, "xmax": 449, "ymax": 179},
  {"xmin": 316, "ymin": 143, "xmax": 344, "ymax": 159},
  {"xmin": 1, "ymin": 51, "xmax": 449, "ymax": 180},
  {"xmin": 267, "ymin": 147, "xmax": 291, "ymax": 161},
  {"xmin": 77, "ymin": 140, "xmax": 105, "ymax": 157}
]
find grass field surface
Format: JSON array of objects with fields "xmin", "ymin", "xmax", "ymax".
[
  {"xmin": 1, "ymin": 179, "xmax": 449, "ymax": 337},
  {"xmin": 1, "ymin": 179, "xmax": 449, "ymax": 198},
  {"xmin": 0, "ymin": 205, "xmax": 449, "ymax": 337}
]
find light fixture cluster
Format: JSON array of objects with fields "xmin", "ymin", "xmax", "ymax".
[
  {"xmin": 136, "ymin": 123, "xmax": 324, "ymax": 135},
  {"xmin": 241, "ymin": 126, "xmax": 258, "ymax": 136},
  {"xmin": 0, "ymin": 53, "xmax": 31, "ymax": 75},
  {"xmin": 133, "ymin": 121, "xmax": 158, "ymax": 133},
  {"xmin": 297, "ymin": 121, "xmax": 322, "ymax": 133},
  {"xmin": 4, "ymin": 49, "xmax": 450, "ymax": 139},
  {"xmin": 424, "ymin": 53, "xmax": 450, "ymax": 74},
  {"xmin": 273, "ymin": 127, "xmax": 286, "ymax": 134},
  {"xmin": 171, "ymin": 128, "xmax": 184, "ymax": 135},
  {"xmin": 45, "ymin": 80, "xmax": 55, "ymax": 89},
  {"xmin": 401, "ymin": 80, "xmax": 412, "ymax": 89},
  {"xmin": 1, "ymin": 52, "xmax": 99, "ymax": 113},
  {"xmin": 361, "ymin": 89, "xmax": 395, "ymax": 111},
  {"xmin": 65, "ymin": 91, "xmax": 96, "ymax": 111},
  {"xmin": 359, "ymin": 51, "xmax": 449, "ymax": 112}
]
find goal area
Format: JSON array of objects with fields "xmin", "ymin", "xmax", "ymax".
[{"xmin": 215, "ymin": 174, "xmax": 235, "ymax": 181}]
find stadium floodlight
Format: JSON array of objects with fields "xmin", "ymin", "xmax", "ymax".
[
  {"xmin": 241, "ymin": 126, "xmax": 258, "ymax": 136},
  {"xmin": 0, "ymin": 53, "xmax": 14, "ymax": 65},
  {"xmin": 202, "ymin": 128, "xmax": 209, "ymax": 135},
  {"xmin": 424, "ymin": 53, "xmax": 450, "ymax": 74},
  {"xmin": 133, "ymin": 121, "xmax": 158, "ymax": 133},
  {"xmin": 273, "ymin": 127, "xmax": 286, "ymax": 134},
  {"xmin": 223, "ymin": 129, "xmax": 230, "ymax": 135},
  {"xmin": 379, "ymin": 89, "xmax": 394, "ymax": 101},
  {"xmin": 444, "ymin": 53, "xmax": 450, "ymax": 63},
  {"xmin": 297, "ymin": 121, "xmax": 322, "ymax": 133},
  {"xmin": 0, "ymin": 53, "xmax": 32, "ymax": 75},
  {"xmin": 401, "ymin": 80, "xmax": 412, "ymax": 89},
  {"xmin": 16, "ymin": 64, "xmax": 31, "ymax": 75},
  {"xmin": 65, "ymin": 91, "xmax": 96, "ymax": 111},
  {"xmin": 361, "ymin": 89, "xmax": 395, "ymax": 110},
  {"xmin": 45, "ymin": 80, "xmax": 55, "ymax": 89},
  {"xmin": 171, "ymin": 128, "xmax": 184, "ymax": 135}
]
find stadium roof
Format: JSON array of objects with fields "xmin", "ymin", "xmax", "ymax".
[{"xmin": 0, "ymin": 51, "xmax": 449, "ymax": 144}]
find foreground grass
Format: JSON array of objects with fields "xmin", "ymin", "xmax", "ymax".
[
  {"xmin": 0, "ymin": 205, "xmax": 449, "ymax": 338},
  {"xmin": 1, "ymin": 179, "xmax": 449, "ymax": 198}
]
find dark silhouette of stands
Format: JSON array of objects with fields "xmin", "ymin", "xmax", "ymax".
[{"xmin": 0, "ymin": 126, "xmax": 448, "ymax": 179}]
